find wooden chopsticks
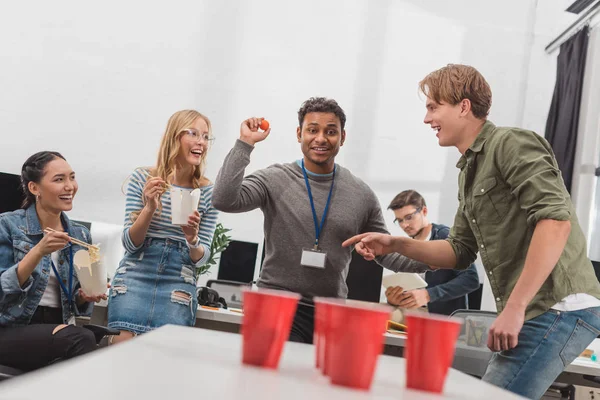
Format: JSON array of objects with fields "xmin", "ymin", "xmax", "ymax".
[
  {"xmin": 137, "ymin": 169, "xmax": 174, "ymax": 190},
  {"xmin": 44, "ymin": 228, "xmax": 100, "ymax": 251}
]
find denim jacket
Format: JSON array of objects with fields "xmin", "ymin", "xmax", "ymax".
[
  {"xmin": 0, "ymin": 205, "xmax": 94, "ymax": 327},
  {"xmin": 424, "ymin": 223, "xmax": 480, "ymax": 316}
]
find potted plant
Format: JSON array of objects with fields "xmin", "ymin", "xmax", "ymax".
[{"xmin": 195, "ymin": 223, "xmax": 232, "ymax": 279}]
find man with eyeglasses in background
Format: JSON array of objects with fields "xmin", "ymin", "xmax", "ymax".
[{"xmin": 385, "ymin": 190, "xmax": 479, "ymax": 315}]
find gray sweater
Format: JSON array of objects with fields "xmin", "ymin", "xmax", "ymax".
[{"xmin": 212, "ymin": 139, "xmax": 428, "ymax": 298}]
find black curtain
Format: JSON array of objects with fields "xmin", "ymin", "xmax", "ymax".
[{"xmin": 545, "ymin": 26, "xmax": 589, "ymax": 193}]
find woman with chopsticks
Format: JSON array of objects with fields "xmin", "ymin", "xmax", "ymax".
[
  {"xmin": 107, "ymin": 110, "xmax": 218, "ymax": 344},
  {"xmin": 0, "ymin": 151, "xmax": 106, "ymax": 371}
]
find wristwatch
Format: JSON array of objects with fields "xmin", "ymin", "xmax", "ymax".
[{"xmin": 186, "ymin": 237, "xmax": 202, "ymax": 249}]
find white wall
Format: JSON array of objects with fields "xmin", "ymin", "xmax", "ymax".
[{"xmin": 0, "ymin": 0, "xmax": 579, "ymax": 297}]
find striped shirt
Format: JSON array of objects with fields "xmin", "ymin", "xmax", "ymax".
[{"xmin": 121, "ymin": 168, "xmax": 218, "ymax": 266}]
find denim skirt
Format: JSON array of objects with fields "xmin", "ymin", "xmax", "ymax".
[{"xmin": 107, "ymin": 238, "xmax": 198, "ymax": 334}]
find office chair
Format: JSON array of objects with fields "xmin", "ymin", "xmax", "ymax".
[
  {"xmin": 0, "ymin": 324, "xmax": 119, "ymax": 381},
  {"xmin": 450, "ymin": 309, "xmax": 576, "ymax": 400}
]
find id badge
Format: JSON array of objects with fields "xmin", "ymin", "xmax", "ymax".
[
  {"xmin": 301, "ymin": 248, "xmax": 327, "ymax": 269},
  {"xmin": 67, "ymin": 303, "xmax": 76, "ymax": 326}
]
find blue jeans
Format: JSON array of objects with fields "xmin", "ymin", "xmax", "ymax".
[
  {"xmin": 107, "ymin": 238, "xmax": 199, "ymax": 334},
  {"xmin": 482, "ymin": 307, "xmax": 600, "ymax": 399}
]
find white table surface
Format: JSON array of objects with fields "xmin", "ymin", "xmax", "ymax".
[{"xmin": 0, "ymin": 325, "xmax": 525, "ymax": 400}]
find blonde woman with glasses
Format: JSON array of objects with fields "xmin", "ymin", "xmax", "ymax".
[{"xmin": 107, "ymin": 110, "xmax": 218, "ymax": 344}]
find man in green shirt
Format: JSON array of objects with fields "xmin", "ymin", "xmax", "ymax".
[{"xmin": 343, "ymin": 64, "xmax": 600, "ymax": 399}]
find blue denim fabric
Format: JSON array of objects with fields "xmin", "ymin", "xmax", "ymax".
[
  {"xmin": 107, "ymin": 238, "xmax": 199, "ymax": 334},
  {"xmin": 0, "ymin": 205, "xmax": 93, "ymax": 326},
  {"xmin": 482, "ymin": 307, "xmax": 600, "ymax": 399},
  {"xmin": 425, "ymin": 223, "xmax": 480, "ymax": 315}
]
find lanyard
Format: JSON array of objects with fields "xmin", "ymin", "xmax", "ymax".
[
  {"xmin": 301, "ymin": 160, "xmax": 336, "ymax": 250},
  {"xmin": 50, "ymin": 245, "xmax": 74, "ymax": 308}
]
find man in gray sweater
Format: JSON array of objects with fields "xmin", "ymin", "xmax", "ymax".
[{"xmin": 212, "ymin": 97, "xmax": 426, "ymax": 343}]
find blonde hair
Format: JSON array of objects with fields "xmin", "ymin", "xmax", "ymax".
[
  {"xmin": 155, "ymin": 109, "xmax": 212, "ymax": 187},
  {"xmin": 419, "ymin": 64, "xmax": 492, "ymax": 119},
  {"xmin": 130, "ymin": 109, "xmax": 212, "ymax": 222}
]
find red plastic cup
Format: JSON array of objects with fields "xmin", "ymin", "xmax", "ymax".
[
  {"xmin": 404, "ymin": 312, "xmax": 463, "ymax": 393},
  {"xmin": 314, "ymin": 299, "xmax": 324, "ymax": 369},
  {"xmin": 241, "ymin": 288, "xmax": 300, "ymax": 369},
  {"xmin": 325, "ymin": 299, "xmax": 392, "ymax": 390},
  {"xmin": 314, "ymin": 298, "xmax": 334, "ymax": 373}
]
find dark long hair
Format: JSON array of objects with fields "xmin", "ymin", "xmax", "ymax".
[{"xmin": 21, "ymin": 151, "xmax": 66, "ymax": 209}]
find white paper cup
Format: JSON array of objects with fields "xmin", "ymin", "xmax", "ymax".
[
  {"xmin": 73, "ymin": 249, "xmax": 107, "ymax": 297},
  {"xmin": 170, "ymin": 188, "xmax": 202, "ymax": 225}
]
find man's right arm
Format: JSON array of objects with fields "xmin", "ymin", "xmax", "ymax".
[
  {"xmin": 211, "ymin": 139, "xmax": 270, "ymax": 213},
  {"xmin": 395, "ymin": 207, "xmax": 478, "ymax": 269},
  {"xmin": 344, "ymin": 206, "xmax": 479, "ymax": 269},
  {"xmin": 396, "ymin": 239, "xmax": 457, "ymax": 268}
]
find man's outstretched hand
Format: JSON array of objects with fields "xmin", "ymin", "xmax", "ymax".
[{"xmin": 342, "ymin": 232, "xmax": 396, "ymax": 260}]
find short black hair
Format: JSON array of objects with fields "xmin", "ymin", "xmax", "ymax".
[{"xmin": 297, "ymin": 97, "xmax": 346, "ymax": 130}]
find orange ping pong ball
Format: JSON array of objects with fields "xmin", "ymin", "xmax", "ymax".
[{"xmin": 260, "ymin": 119, "xmax": 270, "ymax": 131}]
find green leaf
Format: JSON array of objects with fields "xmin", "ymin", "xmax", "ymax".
[{"xmin": 196, "ymin": 222, "xmax": 232, "ymax": 272}]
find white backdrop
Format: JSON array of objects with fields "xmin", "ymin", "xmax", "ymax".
[{"xmin": 0, "ymin": 0, "xmax": 578, "ymax": 306}]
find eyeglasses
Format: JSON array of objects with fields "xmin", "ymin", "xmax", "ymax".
[
  {"xmin": 393, "ymin": 208, "xmax": 422, "ymax": 225},
  {"xmin": 183, "ymin": 129, "xmax": 215, "ymax": 144}
]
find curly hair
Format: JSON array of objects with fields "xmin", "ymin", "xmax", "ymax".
[{"xmin": 297, "ymin": 97, "xmax": 346, "ymax": 130}]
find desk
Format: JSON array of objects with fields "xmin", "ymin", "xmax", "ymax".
[
  {"xmin": 556, "ymin": 338, "xmax": 600, "ymax": 389},
  {"xmin": 90, "ymin": 300, "xmax": 243, "ymax": 333},
  {"xmin": 90, "ymin": 303, "xmax": 600, "ymax": 386},
  {"xmin": 195, "ymin": 305, "xmax": 243, "ymax": 324},
  {"xmin": 384, "ymin": 331, "xmax": 600, "ymax": 388},
  {"xmin": 194, "ymin": 306, "xmax": 243, "ymax": 332},
  {"xmin": 384, "ymin": 332, "xmax": 494, "ymax": 377},
  {"xmin": 564, "ymin": 338, "xmax": 600, "ymax": 376},
  {"xmin": 0, "ymin": 325, "xmax": 524, "ymax": 399}
]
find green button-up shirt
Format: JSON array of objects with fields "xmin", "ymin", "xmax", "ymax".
[{"xmin": 447, "ymin": 120, "xmax": 600, "ymax": 320}]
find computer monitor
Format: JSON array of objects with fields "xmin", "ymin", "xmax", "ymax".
[
  {"xmin": 217, "ymin": 240, "xmax": 258, "ymax": 284},
  {"xmin": 592, "ymin": 260, "xmax": 600, "ymax": 283},
  {"xmin": 0, "ymin": 172, "xmax": 24, "ymax": 213}
]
